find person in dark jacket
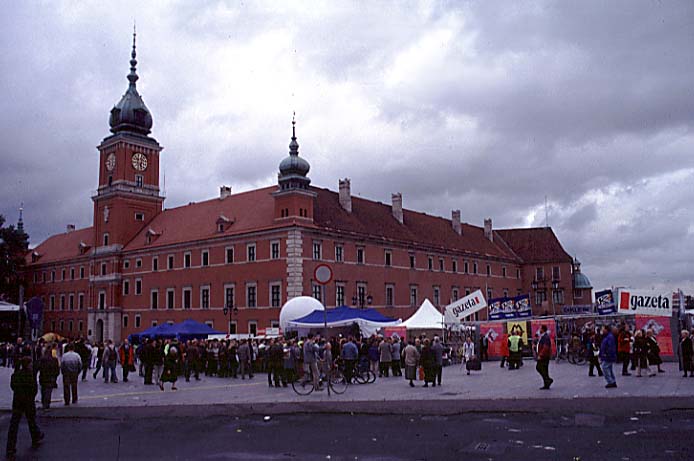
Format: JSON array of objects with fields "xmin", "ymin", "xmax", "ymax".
[
  {"xmin": 586, "ymin": 333, "xmax": 603, "ymax": 377},
  {"xmin": 420, "ymin": 339, "xmax": 436, "ymax": 388},
  {"xmin": 267, "ymin": 339, "xmax": 284, "ymax": 387},
  {"xmin": 142, "ymin": 339, "xmax": 155, "ymax": 385},
  {"xmin": 536, "ymin": 325, "xmax": 553, "ymax": 389},
  {"xmin": 37, "ymin": 347, "xmax": 59, "ymax": 410},
  {"xmin": 679, "ymin": 330, "xmax": 693, "ymax": 377},
  {"xmin": 633, "ymin": 330, "xmax": 653, "ymax": 377},
  {"xmin": 159, "ymin": 348, "xmax": 179, "ymax": 391},
  {"xmin": 6, "ymin": 357, "xmax": 44, "ymax": 459},
  {"xmin": 75, "ymin": 339, "xmax": 91, "ymax": 382},
  {"xmin": 645, "ymin": 329, "xmax": 665, "ymax": 373},
  {"xmin": 599, "ymin": 325, "xmax": 618, "ymax": 388}
]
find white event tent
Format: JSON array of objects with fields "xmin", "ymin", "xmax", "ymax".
[{"xmin": 401, "ymin": 299, "xmax": 445, "ymax": 330}]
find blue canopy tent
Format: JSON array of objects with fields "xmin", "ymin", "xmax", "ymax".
[
  {"xmin": 128, "ymin": 323, "xmax": 177, "ymax": 343},
  {"xmin": 286, "ymin": 306, "xmax": 401, "ymax": 336},
  {"xmin": 174, "ymin": 319, "xmax": 223, "ymax": 341}
]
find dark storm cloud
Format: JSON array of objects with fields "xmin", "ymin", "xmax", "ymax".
[{"xmin": 1, "ymin": 1, "xmax": 693, "ymax": 292}]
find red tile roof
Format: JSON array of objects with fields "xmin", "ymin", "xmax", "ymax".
[
  {"xmin": 312, "ymin": 187, "xmax": 520, "ymax": 260},
  {"xmin": 495, "ymin": 227, "xmax": 573, "ymax": 264},
  {"xmin": 26, "ymin": 227, "xmax": 94, "ymax": 265},
  {"xmin": 124, "ymin": 186, "xmax": 281, "ymax": 251}
]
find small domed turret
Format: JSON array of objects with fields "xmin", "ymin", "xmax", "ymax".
[
  {"xmin": 278, "ymin": 115, "xmax": 311, "ymax": 190},
  {"xmin": 109, "ymin": 30, "xmax": 153, "ymax": 136}
]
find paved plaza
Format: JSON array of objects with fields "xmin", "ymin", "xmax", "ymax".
[{"xmin": 1, "ymin": 360, "xmax": 692, "ymax": 416}]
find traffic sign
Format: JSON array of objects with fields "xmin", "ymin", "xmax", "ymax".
[{"xmin": 314, "ymin": 263, "xmax": 333, "ymax": 285}]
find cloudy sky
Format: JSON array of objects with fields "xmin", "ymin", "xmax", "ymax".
[{"xmin": 1, "ymin": 1, "xmax": 693, "ymax": 293}]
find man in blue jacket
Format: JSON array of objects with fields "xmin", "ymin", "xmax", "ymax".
[{"xmin": 599, "ymin": 325, "xmax": 618, "ymax": 388}]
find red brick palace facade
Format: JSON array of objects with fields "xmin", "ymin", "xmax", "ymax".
[{"xmin": 23, "ymin": 37, "xmax": 592, "ymax": 342}]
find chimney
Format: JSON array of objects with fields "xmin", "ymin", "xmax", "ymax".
[
  {"xmin": 219, "ymin": 185, "xmax": 232, "ymax": 199},
  {"xmin": 392, "ymin": 193, "xmax": 403, "ymax": 224},
  {"xmin": 484, "ymin": 218, "xmax": 493, "ymax": 242},
  {"xmin": 66, "ymin": 224, "xmax": 75, "ymax": 233},
  {"xmin": 451, "ymin": 210, "xmax": 461, "ymax": 235},
  {"xmin": 339, "ymin": 178, "xmax": 352, "ymax": 213}
]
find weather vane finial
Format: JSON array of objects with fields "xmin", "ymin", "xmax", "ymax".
[{"xmin": 128, "ymin": 23, "xmax": 139, "ymax": 88}]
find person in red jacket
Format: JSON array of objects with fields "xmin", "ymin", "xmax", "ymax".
[
  {"xmin": 536, "ymin": 325, "xmax": 553, "ymax": 390},
  {"xmin": 617, "ymin": 325, "xmax": 633, "ymax": 376},
  {"xmin": 119, "ymin": 339, "xmax": 135, "ymax": 383}
]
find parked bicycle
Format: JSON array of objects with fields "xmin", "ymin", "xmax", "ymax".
[{"xmin": 292, "ymin": 364, "xmax": 348, "ymax": 396}]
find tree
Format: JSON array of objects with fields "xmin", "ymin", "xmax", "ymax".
[{"xmin": 0, "ymin": 214, "xmax": 29, "ymax": 303}]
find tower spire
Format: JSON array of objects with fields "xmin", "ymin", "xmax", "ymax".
[
  {"xmin": 128, "ymin": 25, "xmax": 138, "ymax": 88},
  {"xmin": 17, "ymin": 202, "xmax": 24, "ymax": 233},
  {"xmin": 289, "ymin": 112, "xmax": 299, "ymax": 156}
]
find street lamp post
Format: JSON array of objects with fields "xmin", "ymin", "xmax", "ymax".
[
  {"xmin": 551, "ymin": 280, "xmax": 560, "ymax": 317},
  {"xmin": 223, "ymin": 304, "xmax": 238, "ymax": 336}
]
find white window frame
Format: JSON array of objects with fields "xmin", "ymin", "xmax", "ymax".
[
  {"xmin": 247, "ymin": 243, "xmax": 256, "ymax": 262},
  {"xmin": 270, "ymin": 282, "xmax": 282, "ymax": 308},
  {"xmin": 152, "ymin": 256, "xmax": 159, "ymax": 272},
  {"xmin": 312, "ymin": 241, "xmax": 322, "ymax": 260},
  {"xmin": 248, "ymin": 321, "xmax": 258, "ymax": 336},
  {"xmin": 224, "ymin": 283, "xmax": 235, "ymax": 309},
  {"xmin": 184, "ymin": 252, "xmax": 192, "ymax": 268},
  {"xmin": 246, "ymin": 283, "xmax": 257, "ymax": 308},
  {"xmin": 271, "ymin": 241, "xmax": 280, "ymax": 260},
  {"xmin": 200, "ymin": 285, "xmax": 211, "ymax": 309},
  {"xmin": 182, "ymin": 287, "xmax": 192, "ymax": 309},
  {"xmin": 135, "ymin": 278, "xmax": 142, "ymax": 295},
  {"xmin": 225, "ymin": 247, "xmax": 234, "ymax": 264},
  {"xmin": 385, "ymin": 284, "xmax": 395, "ymax": 306},
  {"xmin": 135, "ymin": 315, "xmax": 141, "ymax": 329},
  {"xmin": 167, "ymin": 288, "xmax": 175, "ymax": 309},
  {"xmin": 201, "ymin": 250, "xmax": 210, "ymax": 267},
  {"xmin": 335, "ymin": 244, "xmax": 344, "ymax": 262},
  {"xmin": 167, "ymin": 254, "xmax": 175, "ymax": 270},
  {"xmin": 151, "ymin": 289, "xmax": 159, "ymax": 310},
  {"xmin": 336, "ymin": 283, "xmax": 345, "ymax": 307}
]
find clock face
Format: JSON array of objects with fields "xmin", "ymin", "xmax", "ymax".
[
  {"xmin": 131, "ymin": 153, "xmax": 148, "ymax": 171},
  {"xmin": 105, "ymin": 153, "xmax": 116, "ymax": 172}
]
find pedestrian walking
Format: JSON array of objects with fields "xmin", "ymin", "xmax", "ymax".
[
  {"xmin": 462, "ymin": 337, "xmax": 475, "ymax": 375},
  {"xmin": 238, "ymin": 339, "xmax": 253, "ymax": 379},
  {"xmin": 159, "ymin": 347, "xmax": 179, "ymax": 391},
  {"xmin": 60, "ymin": 344, "xmax": 82, "ymax": 405},
  {"xmin": 368, "ymin": 339, "xmax": 379, "ymax": 377},
  {"xmin": 102, "ymin": 341, "xmax": 119, "ymax": 383},
  {"xmin": 378, "ymin": 338, "xmax": 392, "ymax": 378},
  {"xmin": 390, "ymin": 337, "xmax": 402, "ymax": 377},
  {"xmin": 508, "ymin": 329, "xmax": 523, "ymax": 370},
  {"xmin": 646, "ymin": 329, "xmax": 664, "ymax": 373},
  {"xmin": 587, "ymin": 333, "xmax": 603, "ymax": 377},
  {"xmin": 420, "ymin": 339, "xmax": 436, "ymax": 388},
  {"xmin": 5, "ymin": 357, "xmax": 44, "ymax": 460},
  {"xmin": 536, "ymin": 325, "xmax": 553, "ymax": 390},
  {"xmin": 402, "ymin": 340, "xmax": 420, "ymax": 387},
  {"xmin": 617, "ymin": 325, "xmax": 633, "ymax": 376},
  {"xmin": 119, "ymin": 339, "xmax": 135, "ymax": 383},
  {"xmin": 600, "ymin": 325, "xmax": 618, "ymax": 388},
  {"xmin": 431, "ymin": 336, "xmax": 444, "ymax": 385},
  {"xmin": 678, "ymin": 330, "xmax": 693, "ymax": 377},
  {"xmin": 75, "ymin": 339, "xmax": 91, "ymax": 382},
  {"xmin": 37, "ymin": 347, "xmax": 59, "ymax": 410},
  {"xmin": 633, "ymin": 330, "xmax": 654, "ymax": 377},
  {"xmin": 92, "ymin": 342, "xmax": 105, "ymax": 380}
]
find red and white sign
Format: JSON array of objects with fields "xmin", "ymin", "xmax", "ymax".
[
  {"xmin": 444, "ymin": 289, "xmax": 487, "ymax": 323},
  {"xmin": 313, "ymin": 264, "xmax": 333, "ymax": 285},
  {"xmin": 617, "ymin": 289, "xmax": 672, "ymax": 317}
]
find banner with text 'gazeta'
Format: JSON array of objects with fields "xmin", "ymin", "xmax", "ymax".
[{"xmin": 616, "ymin": 289, "xmax": 672, "ymax": 317}]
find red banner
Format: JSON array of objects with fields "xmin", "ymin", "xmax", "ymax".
[
  {"xmin": 383, "ymin": 326, "xmax": 407, "ymax": 339},
  {"xmin": 530, "ymin": 319, "xmax": 557, "ymax": 356},
  {"xmin": 480, "ymin": 322, "xmax": 507, "ymax": 357},
  {"xmin": 635, "ymin": 315, "xmax": 673, "ymax": 357}
]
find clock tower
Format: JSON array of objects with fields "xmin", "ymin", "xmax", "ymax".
[{"xmin": 92, "ymin": 31, "xmax": 164, "ymax": 249}]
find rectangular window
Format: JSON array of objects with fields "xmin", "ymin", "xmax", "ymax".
[
  {"xmin": 464, "ymin": 261, "xmax": 469, "ymax": 274},
  {"xmin": 439, "ymin": 259, "xmax": 444, "ymax": 272},
  {"xmin": 60, "ymin": 295, "xmax": 65, "ymax": 311},
  {"xmin": 384, "ymin": 250, "xmax": 392, "ymax": 267},
  {"xmin": 135, "ymin": 174, "xmax": 143, "ymax": 188},
  {"xmin": 312, "ymin": 284, "xmax": 322, "ymax": 302},
  {"xmin": 536, "ymin": 267, "xmax": 544, "ymax": 280},
  {"xmin": 486, "ymin": 264, "xmax": 491, "ymax": 276},
  {"xmin": 229, "ymin": 321, "xmax": 237, "ymax": 335},
  {"xmin": 151, "ymin": 290, "xmax": 159, "ymax": 310},
  {"xmin": 167, "ymin": 289, "xmax": 175, "ymax": 309},
  {"xmin": 102, "ymin": 233, "xmax": 109, "ymax": 246},
  {"xmin": 357, "ymin": 284, "xmax": 367, "ymax": 307},
  {"xmin": 79, "ymin": 267, "xmax": 84, "ymax": 279},
  {"xmin": 247, "ymin": 284, "xmax": 257, "ymax": 308},
  {"xmin": 168, "ymin": 255, "xmax": 174, "ymax": 270},
  {"xmin": 452, "ymin": 260, "xmax": 458, "ymax": 273},
  {"xmin": 136, "ymin": 258, "xmax": 142, "ymax": 268},
  {"xmin": 135, "ymin": 315, "xmax": 141, "ymax": 328},
  {"xmin": 433, "ymin": 286, "xmax": 440, "ymax": 305},
  {"xmin": 202, "ymin": 250, "xmax": 209, "ymax": 267},
  {"xmin": 101, "ymin": 263, "xmax": 107, "ymax": 276},
  {"xmin": 502, "ymin": 266, "xmax": 507, "ymax": 278},
  {"xmin": 574, "ymin": 289, "xmax": 583, "ymax": 299},
  {"xmin": 49, "ymin": 295, "xmax": 55, "ymax": 311},
  {"xmin": 409, "ymin": 254, "xmax": 415, "ymax": 269},
  {"xmin": 452, "ymin": 288, "xmax": 459, "ymax": 302},
  {"xmin": 336, "ymin": 284, "xmax": 345, "ymax": 307},
  {"xmin": 135, "ymin": 279, "xmax": 142, "ymax": 295},
  {"xmin": 123, "ymin": 280, "xmax": 130, "ymax": 296},
  {"xmin": 357, "ymin": 247, "xmax": 365, "ymax": 264},
  {"xmin": 248, "ymin": 322, "xmax": 258, "ymax": 336},
  {"xmin": 123, "ymin": 315, "xmax": 129, "ymax": 329},
  {"xmin": 51, "ymin": 270, "xmax": 55, "ymax": 282},
  {"xmin": 225, "ymin": 285, "xmax": 235, "ymax": 308},
  {"xmin": 247, "ymin": 244, "xmax": 256, "ymax": 262},
  {"xmin": 271, "ymin": 284, "xmax": 281, "ymax": 308},
  {"xmin": 535, "ymin": 290, "xmax": 547, "ymax": 305},
  {"xmin": 473, "ymin": 262, "xmax": 478, "ymax": 274},
  {"xmin": 78, "ymin": 293, "xmax": 84, "ymax": 310},
  {"xmin": 98, "ymin": 292, "xmax": 106, "ymax": 310},
  {"xmin": 226, "ymin": 247, "xmax": 234, "ymax": 264},
  {"xmin": 184, "ymin": 252, "xmax": 191, "ymax": 268},
  {"xmin": 410, "ymin": 286, "xmax": 418, "ymax": 307},
  {"xmin": 152, "ymin": 321, "xmax": 158, "ymax": 327},
  {"xmin": 34, "ymin": 272, "xmax": 38, "ymax": 283},
  {"xmin": 552, "ymin": 266, "xmax": 560, "ymax": 280},
  {"xmin": 553, "ymin": 289, "xmax": 564, "ymax": 304},
  {"xmin": 68, "ymin": 320, "xmax": 73, "ymax": 332},
  {"xmin": 79, "ymin": 320, "xmax": 83, "ymax": 332},
  {"xmin": 487, "ymin": 288, "xmax": 493, "ymax": 300},
  {"xmin": 271, "ymin": 241, "xmax": 280, "ymax": 260},
  {"xmin": 517, "ymin": 268, "xmax": 521, "ymax": 279},
  {"xmin": 335, "ymin": 245, "xmax": 343, "ymax": 262},
  {"xmin": 386, "ymin": 284, "xmax": 394, "ymax": 306},
  {"xmin": 183, "ymin": 288, "xmax": 192, "ymax": 309},
  {"xmin": 428, "ymin": 256, "xmax": 433, "ymax": 271},
  {"xmin": 124, "ymin": 260, "xmax": 130, "ymax": 270},
  {"xmin": 503, "ymin": 289, "xmax": 509, "ymax": 297},
  {"xmin": 69, "ymin": 294, "xmax": 74, "ymax": 311},
  {"xmin": 201, "ymin": 286, "xmax": 210, "ymax": 309},
  {"xmin": 70, "ymin": 268, "xmax": 75, "ymax": 280},
  {"xmin": 152, "ymin": 257, "xmax": 159, "ymax": 272},
  {"xmin": 312, "ymin": 241, "xmax": 322, "ymax": 260}
]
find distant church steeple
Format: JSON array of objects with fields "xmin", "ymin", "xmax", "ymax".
[{"xmin": 17, "ymin": 203, "xmax": 24, "ymax": 233}]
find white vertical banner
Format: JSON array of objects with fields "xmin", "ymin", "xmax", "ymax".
[{"xmin": 444, "ymin": 290, "xmax": 487, "ymax": 324}]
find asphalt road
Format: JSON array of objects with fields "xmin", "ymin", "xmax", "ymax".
[{"xmin": 1, "ymin": 398, "xmax": 692, "ymax": 461}]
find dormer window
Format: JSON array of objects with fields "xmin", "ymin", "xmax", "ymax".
[
  {"xmin": 78, "ymin": 241, "xmax": 90, "ymax": 255},
  {"xmin": 31, "ymin": 251, "xmax": 40, "ymax": 263},
  {"xmin": 145, "ymin": 228, "xmax": 160, "ymax": 245},
  {"xmin": 135, "ymin": 212, "xmax": 144, "ymax": 221},
  {"xmin": 216, "ymin": 215, "xmax": 234, "ymax": 233}
]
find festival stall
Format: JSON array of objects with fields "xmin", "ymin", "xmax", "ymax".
[
  {"xmin": 128, "ymin": 320, "xmax": 224, "ymax": 343},
  {"xmin": 397, "ymin": 299, "xmax": 445, "ymax": 339},
  {"xmin": 285, "ymin": 305, "xmax": 401, "ymax": 337}
]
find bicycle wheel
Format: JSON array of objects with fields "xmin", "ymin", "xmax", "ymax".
[
  {"xmin": 367, "ymin": 370, "xmax": 376, "ymax": 384},
  {"xmin": 292, "ymin": 377, "xmax": 314, "ymax": 396},
  {"xmin": 574, "ymin": 355, "xmax": 587, "ymax": 366},
  {"xmin": 329, "ymin": 369, "xmax": 348, "ymax": 394},
  {"xmin": 353, "ymin": 369, "xmax": 368, "ymax": 384}
]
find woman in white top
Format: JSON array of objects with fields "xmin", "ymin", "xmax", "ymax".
[{"xmin": 462, "ymin": 337, "xmax": 475, "ymax": 374}]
